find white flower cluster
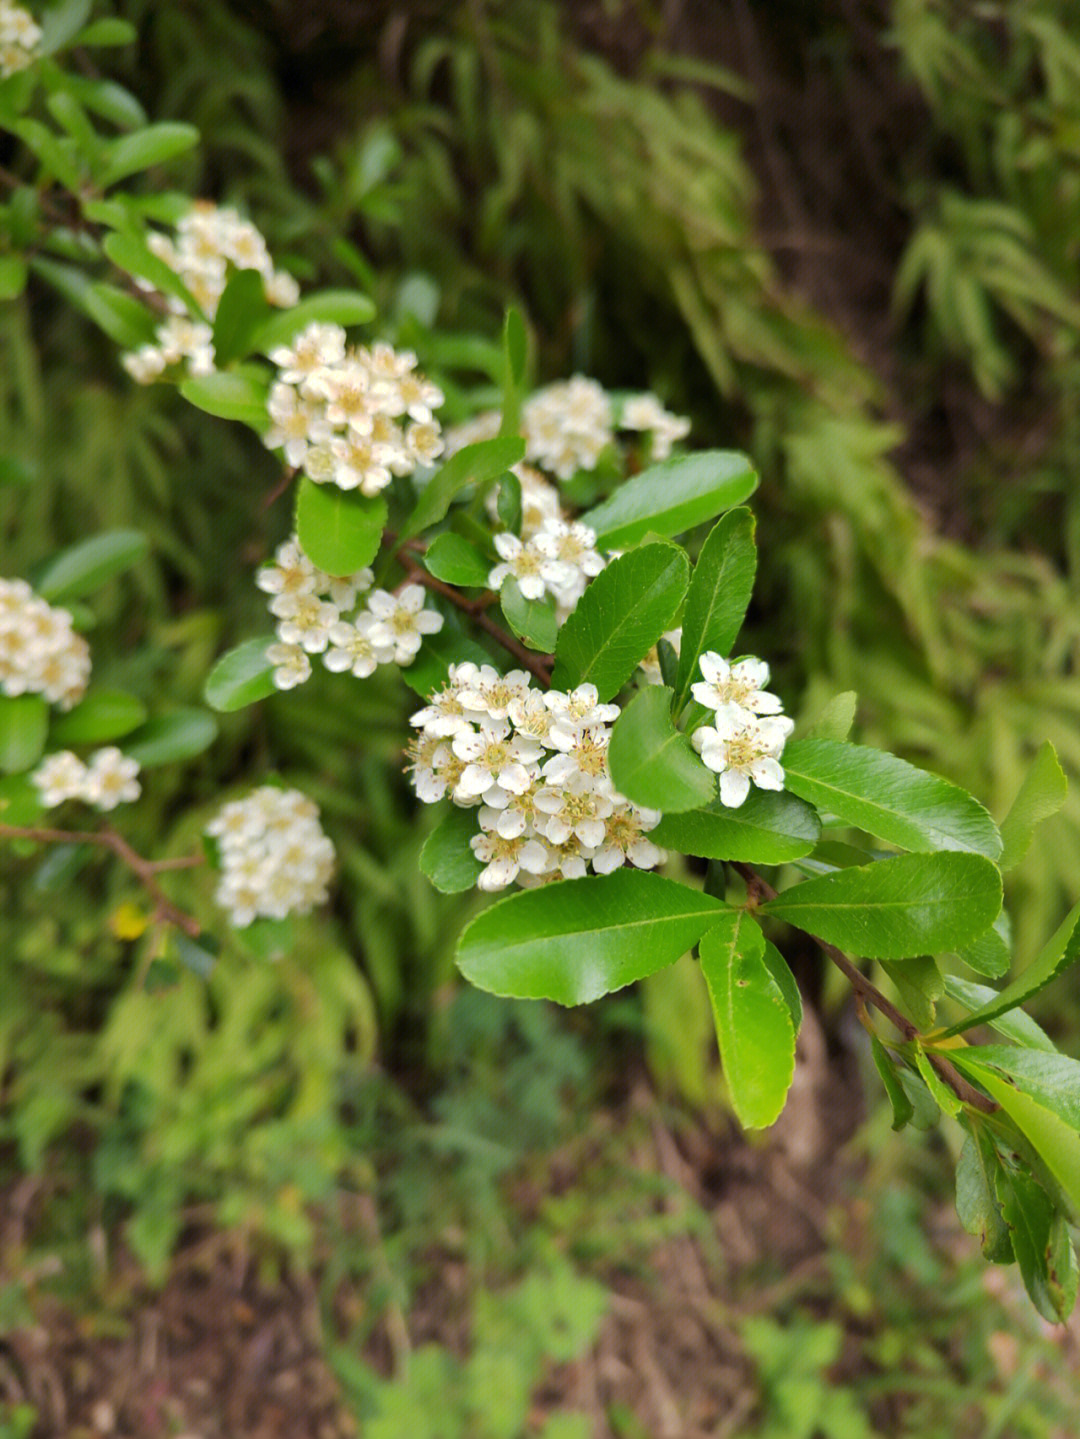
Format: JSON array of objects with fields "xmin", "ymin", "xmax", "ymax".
[
  {"xmin": 205, "ymin": 785, "xmax": 335, "ymax": 929},
  {"xmin": 262, "ymin": 323, "xmax": 445, "ymax": 496},
  {"xmin": 488, "ymin": 517, "xmax": 606, "ymax": 619},
  {"xmin": 122, "ymin": 202, "xmax": 300, "ymax": 384},
  {"xmin": 259, "ymin": 535, "xmax": 443, "ymax": 690},
  {"xmin": 0, "ymin": 577, "xmax": 91, "ymax": 710},
  {"xmin": 32, "ymin": 747, "xmax": 140, "ymax": 810},
  {"xmin": 0, "ymin": 0, "xmax": 40, "ymax": 77},
  {"xmin": 407, "ymin": 665, "xmax": 665, "ymax": 891},
  {"xmin": 690, "ymin": 653, "xmax": 794, "ymax": 808}
]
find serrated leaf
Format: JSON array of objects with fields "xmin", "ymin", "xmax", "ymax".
[
  {"xmin": 211, "ymin": 267, "xmax": 271, "ymax": 368},
  {"xmin": 698, "ymin": 911, "xmax": 795, "ymax": 1129},
  {"xmin": 804, "ymin": 692, "xmax": 857, "ymax": 742},
  {"xmin": 942, "ymin": 976, "xmax": 1056, "ymax": 1052},
  {"xmin": 551, "ymin": 543, "xmax": 689, "ymax": 700},
  {"xmin": 782, "ymin": 739, "xmax": 1002, "ymax": 859},
  {"xmin": 0, "ymin": 694, "xmax": 48, "ymax": 774},
  {"xmin": 419, "ymin": 804, "xmax": 483, "ymax": 893},
  {"xmin": 50, "ymin": 689, "xmax": 147, "ymax": 745},
  {"xmin": 956, "ymin": 1125, "xmax": 1013, "ymax": 1261},
  {"xmin": 123, "ymin": 708, "xmax": 218, "ymax": 767},
  {"xmin": 999, "ymin": 741, "xmax": 1067, "ymax": 871},
  {"xmin": 34, "ymin": 529, "xmax": 147, "ymax": 602},
  {"xmin": 456, "ymin": 869, "xmax": 729, "ymax": 1005},
  {"xmin": 872, "ymin": 1037, "xmax": 915, "ymax": 1130},
  {"xmin": 294, "ymin": 477, "xmax": 386, "ymax": 575},
  {"xmin": 500, "ymin": 578, "xmax": 557, "ymax": 652},
  {"xmin": 952, "ymin": 910, "xmax": 1011, "ymax": 979},
  {"xmin": 942, "ymin": 900, "xmax": 1080, "ymax": 1037},
  {"xmin": 101, "ymin": 122, "xmax": 199, "ymax": 187},
  {"xmin": 762, "ymin": 852, "xmax": 1003, "ymax": 959},
  {"xmin": 673, "ymin": 507, "xmax": 756, "ymax": 712},
  {"xmin": 399, "ymin": 435, "xmax": 525, "ymax": 542},
  {"xmin": 249, "ymin": 290, "xmax": 376, "ymax": 354},
  {"xmin": 579, "ymin": 449, "xmax": 758, "ymax": 549},
  {"xmin": 204, "ymin": 639, "xmax": 276, "ymax": 712},
  {"xmin": 180, "ymin": 366, "xmax": 270, "ymax": 427},
  {"xmin": 607, "ymin": 684, "xmax": 715, "ymax": 812},
  {"xmin": 423, "ymin": 532, "xmax": 492, "ymax": 587},
  {"xmin": 997, "ymin": 1168, "xmax": 1078, "ymax": 1322},
  {"xmin": 651, "ymin": 787, "xmax": 821, "ymax": 864}
]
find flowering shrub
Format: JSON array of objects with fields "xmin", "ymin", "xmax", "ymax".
[{"xmin": 3, "ymin": 3, "xmax": 1080, "ymax": 1325}]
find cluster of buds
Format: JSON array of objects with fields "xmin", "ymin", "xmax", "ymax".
[
  {"xmin": 0, "ymin": 577, "xmax": 91, "ymax": 710},
  {"xmin": 406, "ymin": 665, "xmax": 665, "ymax": 891},
  {"xmin": 263, "ymin": 323, "xmax": 445, "ymax": 496},
  {"xmin": 0, "ymin": 0, "xmax": 40, "ymax": 77},
  {"xmin": 122, "ymin": 203, "xmax": 300, "ymax": 383},
  {"xmin": 205, "ymin": 786, "xmax": 335, "ymax": 929},
  {"xmin": 259, "ymin": 535, "xmax": 444, "ymax": 689},
  {"xmin": 690, "ymin": 653, "xmax": 795, "ymax": 807},
  {"xmin": 32, "ymin": 747, "xmax": 141, "ymax": 811}
]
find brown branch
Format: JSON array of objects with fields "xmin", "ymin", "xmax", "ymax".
[
  {"xmin": 730, "ymin": 861, "xmax": 998, "ymax": 1115},
  {"xmin": 0, "ymin": 823, "xmax": 204, "ymax": 938}
]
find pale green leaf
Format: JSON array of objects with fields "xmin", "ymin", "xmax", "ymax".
[
  {"xmin": 123, "ymin": 708, "xmax": 218, "ymax": 767},
  {"xmin": 942, "ymin": 976, "xmax": 1056, "ymax": 1052},
  {"xmin": 500, "ymin": 578, "xmax": 557, "ymax": 652},
  {"xmin": 34, "ymin": 529, "xmax": 147, "ymax": 602},
  {"xmin": 0, "ymin": 694, "xmax": 48, "ymax": 774},
  {"xmin": 999, "ymin": 741, "xmax": 1067, "ymax": 871},
  {"xmin": 956, "ymin": 1125, "xmax": 1013, "ymax": 1261},
  {"xmin": 249, "ymin": 290, "xmax": 377, "ymax": 353},
  {"xmin": 179, "ymin": 366, "xmax": 270, "ymax": 427},
  {"xmin": 803, "ymin": 692, "xmax": 857, "ymax": 743},
  {"xmin": 294, "ymin": 477, "xmax": 386, "ymax": 576},
  {"xmin": 580, "ymin": 449, "xmax": 758, "ymax": 549},
  {"xmin": 101, "ymin": 122, "xmax": 199, "ymax": 187},
  {"xmin": 942, "ymin": 900, "xmax": 1080, "ymax": 1037},
  {"xmin": 204, "ymin": 639, "xmax": 276, "ymax": 712}
]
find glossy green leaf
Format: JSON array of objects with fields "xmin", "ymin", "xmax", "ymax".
[
  {"xmin": 204, "ymin": 639, "xmax": 277, "ymax": 712},
  {"xmin": 180, "ymin": 366, "xmax": 271, "ymax": 427},
  {"xmin": 952, "ymin": 910, "xmax": 1011, "ymax": 979},
  {"xmin": 999, "ymin": 741, "xmax": 1067, "ymax": 871},
  {"xmin": 82, "ymin": 282, "xmax": 157, "ymax": 348},
  {"xmin": 0, "ymin": 255, "xmax": 27, "ymax": 300},
  {"xmin": 997, "ymin": 1168, "xmax": 1078, "ymax": 1323},
  {"xmin": 914, "ymin": 1046, "xmax": 962, "ymax": 1116},
  {"xmin": 500, "ymin": 578, "xmax": 557, "ymax": 653},
  {"xmin": 872, "ymin": 1037, "xmax": 915, "ymax": 1131},
  {"xmin": 294, "ymin": 477, "xmax": 386, "ymax": 576},
  {"xmin": 579, "ymin": 449, "xmax": 758, "ymax": 550},
  {"xmin": 942, "ymin": 899, "xmax": 1080, "ymax": 1037},
  {"xmin": 496, "ymin": 471, "xmax": 522, "ymax": 534},
  {"xmin": 101, "ymin": 122, "xmax": 199, "ymax": 187},
  {"xmin": 400, "ymin": 625, "xmax": 492, "ymax": 700},
  {"xmin": 651, "ymin": 787, "xmax": 821, "ymax": 865},
  {"xmin": 551, "ymin": 543, "xmax": 689, "ymax": 700},
  {"xmin": 782, "ymin": 739, "xmax": 1002, "ymax": 859},
  {"xmin": 399, "ymin": 436, "xmax": 525, "ymax": 542},
  {"xmin": 942, "ymin": 976, "xmax": 1056, "ymax": 1052},
  {"xmin": 607, "ymin": 684, "xmax": 715, "ymax": 812},
  {"xmin": 881, "ymin": 954, "xmax": 943, "ymax": 1031},
  {"xmin": 123, "ymin": 708, "xmax": 219, "ymax": 767},
  {"xmin": 0, "ymin": 694, "xmax": 48, "ymax": 774},
  {"xmin": 761, "ymin": 938, "xmax": 803, "ymax": 1036},
  {"xmin": 956, "ymin": 1125, "xmax": 1013, "ymax": 1262},
  {"xmin": 211, "ymin": 267, "xmax": 271, "ymax": 368},
  {"xmin": 673, "ymin": 507, "xmax": 756, "ymax": 711},
  {"xmin": 419, "ymin": 805, "xmax": 484, "ymax": 893},
  {"xmin": 456, "ymin": 869, "xmax": 729, "ymax": 1005},
  {"xmin": 804, "ymin": 691, "xmax": 857, "ymax": 743},
  {"xmin": 11, "ymin": 119, "xmax": 82, "ymax": 191},
  {"xmin": 103, "ymin": 231, "xmax": 200, "ymax": 314},
  {"xmin": 50, "ymin": 689, "xmax": 147, "ymax": 745},
  {"xmin": 249, "ymin": 290, "xmax": 377, "ymax": 354},
  {"xmin": 699, "ymin": 910, "xmax": 795, "ymax": 1128},
  {"xmin": 763, "ymin": 852, "xmax": 1003, "ymax": 959},
  {"xmin": 423, "ymin": 533, "xmax": 492, "ymax": 588},
  {"xmin": 34, "ymin": 529, "xmax": 147, "ymax": 602}
]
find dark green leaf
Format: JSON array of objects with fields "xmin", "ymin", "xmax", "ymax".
[
  {"xmin": 656, "ymin": 636, "xmax": 679, "ymax": 688},
  {"xmin": 33, "ymin": 841, "xmax": 90, "ymax": 892},
  {"xmin": 551, "ymin": 543, "xmax": 689, "ymax": 700},
  {"xmin": 423, "ymin": 532, "xmax": 492, "ymax": 587},
  {"xmin": 143, "ymin": 957, "xmax": 180, "ymax": 992},
  {"xmin": 997, "ymin": 1168, "xmax": 1078, "ymax": 1323},
  {"xmin": 942, "ymin": 900, "xmax": 1080, "ymax": 1037},
  {"xmin": 103, "ymin": 231, "xmax": 200, "ymax": 313},
  {"xmin": 204, "ymin": 639, "xmax": 276, "ymax": 712},
  {"xmin": 123, "ymin": 708, "xmax": 218, "ymax": 767},
  {"xmin": 763, "ymin": 852, "xmax": 1003, "ymax": 959},
  {"xmin": 0, "ymin": 456, "xmax": 34, "ymax": 487},
  {"xmin": 699, "ymin": 910, "xmax": 795, "ymax": 1128},
  {"xmin": 0, "ymin": 694, "xmax": 49, "ymax": 774},
  {"xmin": 11, "ymin": 119, "xmax": 82, "ymax": 191},
  {"xmin": 249, "ymin": 290, "xmax": 376, "ymax": 354},
  {"xmin": 50, "ymin": 689, "xmax": 147, "ymax": 745},
  {"xmin": 607, "ymin": 684, "xmax": 715, "ymax": 812},
  {"xmin": 651, "ymin": 787, "xmax": 821, "ymax": 865},
  {"xmin": 872, "ymin": 1036, "xmax": 915, "ymax": 1131},
  {"xmin": 500, "ymin": 578, "xmax": 557, "ymax": 653},
  {"xmin": 419, "ymin": 804, "xmax": 483, "ymax": 893},
  {"xmin": 673, "ymin": 508, "xmax": 756, "ymax": 711},
  {"xmin": 294, "ymin": 477, "xmax": 386, "ymax": 576},
  {"xmin": 579, "ymin": 449, "xmax": 758, "ymax": 549},
  {"xmin": 456, "ymin": 869, "xmax": 730, "ymax": 1005},
  {"xmin": 803, "ymin": 692, "xmax": 857, "ymax": 743},
  {"xmin": 211, "ymin": 267, "xmax": 271, "ymax": 368},
  {"xmin": 782, "ymin": 739, "xmax": 1002, "ymax": 859},
  {"xmin": 496, "ymin": 471, "xmax": 522, "ymax": 534},
  {"xmin": 71, "ymin": 77, "xmax": 145, "ymax": 130},
  {"xmin": 180, "ymin": 366, "xmax": 271, "ymax": 427},
  {"xmin": 942, "ymin": 975, "xmax": 1056, "ymax": 1052},
  {"xmin": 101, "ymin": 122, "xmax": 199, "ymax": 187},
  {"xmin": 399, "ymin": 436, "xmax": 526, "ymax": 542},
  {"xmin": 81, "ymin": 282, "xmax": 157, "ymax": 348},
  {"xmin": 999, "ymin": 741, "xmax": 1067, "ymax": 871},
  {"xmin": 956, "ymin": 1125, "xmax": 1013, "ymax": 1261},
  {"xmin": 499, "ymin": 305, "xmax": 527, "ymax": 435},
  {"xmin": 34, "ymin": 529, "xmax": 147, "ymax": 602}
]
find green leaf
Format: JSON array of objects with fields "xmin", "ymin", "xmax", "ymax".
[
  {"xmin": 0, "ymin": 255, "xmax": 27, "ymax": 300},
  {"xmin": 74, "ymin": 17, "xmax": 137, "ymax": 46},
  {"xmin": 872, "ymin": 1037, "xmax": 915, "ymax": 1131},
  {"xmin": 999, "ymin": 741, "xmax": 1067, "ymax": 871},
  {"xmin": 38, "ymin": 0, "xmax": 92, "ymax": 55},
  {"xmin": 82, "ymin": 282, "xmax": 157, "ymax": 348},
  {"xmin": 496, "ymin": 471, "xmax": 522, "ymax": 534},
  {"xmin": 179, "ymin": 366, "xmax": 270, "ymax": 427},
  {"xmin": 11, "ymin": 119, "xmax": 83, "ymax": 191},
  {"xmin": 50, "ymin": 689, "xmax": 147, "ymax": 745},
  {"xmin": 551, "ymin": 543, "xmax": 689, "ymax": 700},
  {"xmin": 804, "ymin": 692, "xmax": 857, "ymax": 743},
  {"xmin": 33, "ymin": 841, "xmax": 91, "ymax": 892},
  {"xmin": 0, "ymin": 772, "xmax": 45, "ymax": 825},
  {"xmin": 71, "ymin": 77, "xmax": 145, "ymax": 130},
  {"xmin": 500, "ymin": 578, "xmax": 557, "ymax": 652},
  {"xmin": 294, "ymin": 477, "xmax": 386, "ymax": 576},
  {"xmin": 941, "ymin": 975, "xmax": 1056, "ymax": 1052},
  {"xmin": 0, "ymin": 694, "xmax": 48, "ymax": 774},
  {"xmin": 419, "ymin": 805, "xmax": 483, "ymax": 893},
  {"xmin": 122, "ymin": 708, "xmax": 218, "ymax": 767},
  {"xmin": 456, "ymin": 869, "xmax": 729, "ymax": 1005},
  {"xmin": 607, "ymin": 684, "xmax": 715, "ymax": 813},
  {"xmin": 100, "ymin": 121, "xmax": 199, "ymax": 187},
  {"xmin": 211, "ymin": 267, "xmax": 271, "ymax": 368},
  {"xmin": 698, "ymin": 910, "xmax": 796, "ymax": 1128},
  {"xmin": 942, "ymin": 900, "xmax": 1080, "ymax": 1037},
  {"xmin": 914, "ymin": 1046, "xmax": 962, "ymax": 1117},
  {"xmin": 499, "ymin": 304, "xmax": 527, "ymax": 436},
  {"xmin": 952, "ymin": 911, "xmax": 1011, "ymax": 979},
  {"xmin": 236, "ymin": 915, "xmax": 294, "ymax": 961},
  {"xmin": 400, "ymin": 625, "xmax": 492, "ymax": 700},
  {"xmin": 399, "ymin": 436, "xmax": 526, "ymax": 542},
  {"xmin": 579, "ymin": 449, "xmax": 758, "ymax": 549},
  {"xmin": 34, "ymin": 529, "xmax": 147, "ymax": 602},
  {"xmin": 172, "ymin": 931, "xmax": 218, "ymax": 979},
  {"xmin": 762, "ymin": 852, "xmax": 1003, "ymax": 960},
  {"xmin": 761, "ymin": 938, "xmax": 802, "ymax": 1036},
  {"xmin": 103, "ymin": 231, "xmax": 200, "ymax": 314},
  {"xmin": 423, "ymin": 532, "xmax": 492, "ymax": 587},
  {"xmin": 880, "ymin": 954, "xmax": 943, "ymax": 1031},
  {"xmin": 651, "ymin": 787, "xmax": 821, "ymax": 865},
  {"xmin": 781, "ymin": 739, "xmax": 1003, "ymax": 859},
  {"xmin": 997, "ymin": 1168, "xmax": 1078, "ymax": 1323},
  {"xmin": 249, "ymin": 290, "xmax": 376, "ymax": 354},
  {"xmin": 956, "ymin": 1125, "xmax": 1013, "ymax": 1262},
  {"xmin": 204, "ymin": 639, "xmax": 277, "ymax": 712},
  {"xmin": 673, "ymin": 507, "xmax": 756, "ymax": 711}
]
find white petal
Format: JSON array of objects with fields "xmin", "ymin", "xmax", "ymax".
[
  {"xmin": 750, "ymin": 757, "xmax": 785, "ymax": 790},
  {"xmin": 718, "ymin": 769, "xmax": 751, "ymax": 807}
]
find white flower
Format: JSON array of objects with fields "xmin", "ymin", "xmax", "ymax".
[
  {"xmin": 266, "ymin": 641, "xmax": 312, "ymax": 690},
  {"xmin": 207, "ymin": 785, "xmax": 335, "ymax": 928},
  {"xmin": 692, "ymin": 709, "xmax": 795, "ymax": 808},
  {"xmin": 365, "ymin": 585, "xmax": 444, "ymax": 664},
  {"xmin": 470, "ymin": 826, "xmax": 551, "ymax": 891},
  {"xmin": 406, "ymin": 732, "xmax": 466, "ymax": 804},
  {"xmin": 270, "ymin": 321, "xmax": 348, "ymax": 383},
  {"xmin": 256, "ymin": 537, "xmax": 318, "ymax": 599},
  {"xmin": 313, "ymin": 565, "xmax": 373, "ymax": 611},
  {"xmin": 487, "ymin": 532, "xmax": 552, "ymax": 601},
  {"xmin": 31, "ymin": 750, "xmax": 88, "ymax": 808},
  {"xmin": 532, "ymin": 772, "xmax": 615, "ymax": 849},
  {"xmin": 592, "ymin": 804, "xmax": 665, "ymax": 874},
  {"xmin": 453, "ymin": 666, "xmax": 532, "ymax": 724},
  {"xmin": 263, "ymin": 381, "xmax": 331, "ymax": 467},
  {"xmin": 545, "ymin": 684, "xmax": 621, "ymax": 751},
  {"xmin": 451, "ymin": 721, "xmax": 544, "ymax": 801},
  {"xmin": 271, "ymin": 593, "xmax": 340, "ymax": 653},
  {"xmin": 522, "ymin": 376, "xmax": 614, "ymax": 480},
  {"xmin": 638, "ymin": 628, "xmax": 682, "ymax": 686},
  {"xmin": 83, "ymin": 747, "xmax": 141, "ymax": 811},
  {"xmin": 322, "ymin": 614, "xmax": 394, "ymax": 678},
  {"xmin": 619, "ymin": 393, "xmax": 691, "ymax": 459},
  {"xmin": 0, "ymin": 579, "xmax": 91, "ymax": 709},
  {"xmin": 690, "ymin": 652, "xmax": 783, "ymax": 719}
]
